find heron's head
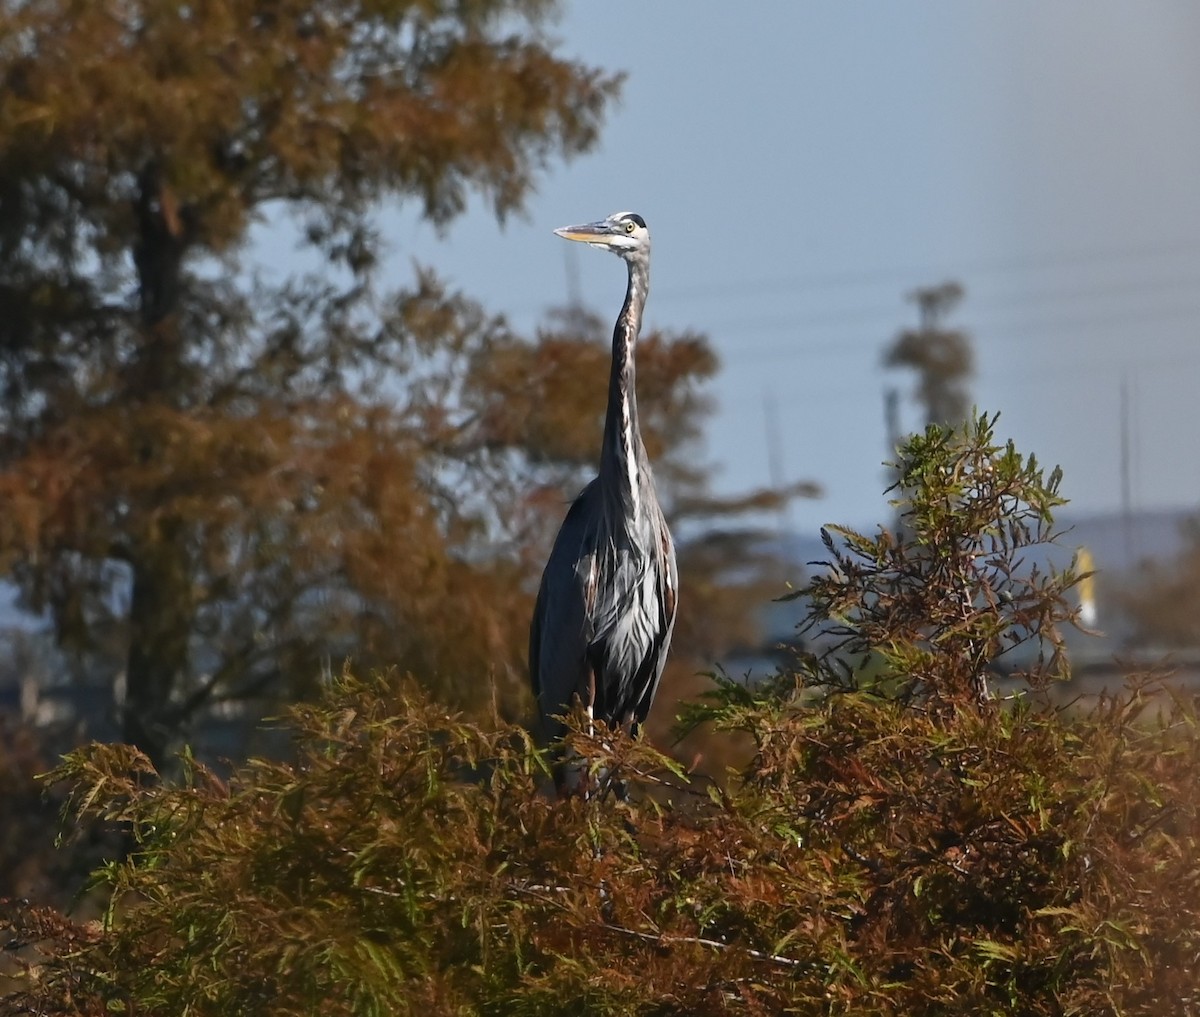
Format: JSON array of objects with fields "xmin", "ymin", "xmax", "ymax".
[{"xmin": 554, "ymin": 211, "xmax": 650, "ymax": 265}]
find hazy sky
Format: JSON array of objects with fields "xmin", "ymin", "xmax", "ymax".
[{"xmin": 369, "ymin": 2, "xmax": 1200, "ymax": 534}]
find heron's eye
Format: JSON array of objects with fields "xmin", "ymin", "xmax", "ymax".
[{"xmin": 625, "ymin": 220, "xmax": 636, "ymax": 234}]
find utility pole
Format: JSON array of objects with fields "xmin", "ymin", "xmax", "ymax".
[
  {"xmin": 1119, "ymin": 372, "xmax": 1133, "ymax": 561},
  {"xmin": 763, "ymin": 387, "xmax": 794, "ymax": 543}
]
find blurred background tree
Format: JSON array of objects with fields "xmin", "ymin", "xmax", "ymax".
[
  {"xmin": 881, "ymin": 281, "xmax": 974, "ymax": 537},
  {"xmin": 1117, "ymin": 515, "xmax": 1200, "ymax": 649},
  {"xmin": 884, "ymin": 281, "xmax": 974, "ymax": 431},
  {"xmin": 0, "ymin": 0, "xmax": 813, "ymax": 772}
]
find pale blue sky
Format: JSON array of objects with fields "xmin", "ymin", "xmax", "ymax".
[{"xmin": 373, "ymin": 2, "xmax": 1200, "ymax": 533}]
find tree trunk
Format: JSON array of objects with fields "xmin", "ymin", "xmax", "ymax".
[
  {"xmin": 119, "ymin": 162, "xmax": 195, "ymax": 770},
  {"xmin": 123, "ymin": 525, "xmax": 193, "ymax": 772}
]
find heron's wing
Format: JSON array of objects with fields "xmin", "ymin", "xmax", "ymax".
[
  {"xmin": 631, "ymin": 516, "xmax": 679, "ymax": 724},
  {"xmin": 589, "ymin": 512, "xmax": 678, "ymax": 728},
  {"xmin": 529, "ymin": 481, "xmax": 602, "ymax": 739}
]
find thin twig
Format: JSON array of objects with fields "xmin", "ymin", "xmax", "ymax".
[
  {"xmin": 509, "ymin": 881, "xmax": 804, "ymax": 970},
  {"xmin": 595, "ymin": 918, "xmax": 805, "ymax": 970}
]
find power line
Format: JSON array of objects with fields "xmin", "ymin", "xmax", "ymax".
[
  {"xmin": 652, "ymin": 237, "xmax": 1200, "ymax": 305},
  {"xmin": 501, "ymin": 237, "xmax": 1200, "ymax": 323},
  {"xmin": 686, "ymin": 271, "xmax": 1200, "ymax": 344},
  {"xmin": 985, "ymin": 349, "xmax": 1200, "ymax": 383},
  {"xmin": 725, "ymin": 299, "xmax": 1200, "ymax": 365}
]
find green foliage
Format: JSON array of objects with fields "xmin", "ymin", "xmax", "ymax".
[
  {"xmin": 789, "ymin": 412, "xmax": 1076, "ymax": 708},
  {"xmin": 5, "ymin": 417, "xmax": 1199, "ymax": 1015}
]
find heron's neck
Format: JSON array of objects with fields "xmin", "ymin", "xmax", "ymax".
[{"xmin": 601, "ymin": 258, "xmax": 649, "ymax": 521}]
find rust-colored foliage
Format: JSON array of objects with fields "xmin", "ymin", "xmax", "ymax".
[
  {"xmin": 0, "ymin": 0, "xmax": 799, "ymax": 775},
  {"xmin": 7, "ymin": 420, "xmax": 1199, "ymax": 1015},
  {"xmin": 0, "ymin": 0, "xmax": 625, "ymax": 767},
  {"xmin": 0, "ymin": 718, "xmax": 119, "ymax": 908},
  {"xmin": 0, "ymin": 899, "xmax": 104, "ymax": 1016},
  {"xmin": 5, "ymin": 673, "xmax": 1198, "ymax": 1016},
  {"xmin": 0, "ymin": 0, "xmax": 622, "ymax": 766}
]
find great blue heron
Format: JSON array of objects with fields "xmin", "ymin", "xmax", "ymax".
[{"xmin": 529, "ymin": 211, "xmax": 678, "ymax": 793}]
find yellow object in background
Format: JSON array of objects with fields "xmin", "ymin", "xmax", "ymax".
[{"xmin": 1075, "ymin": 546, "xmax": 1097, "ymax": 627}]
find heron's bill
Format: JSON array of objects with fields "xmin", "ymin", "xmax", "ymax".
[{"xmin": 554, "ymin": 223, "xmax": 615, "ymax": 244}]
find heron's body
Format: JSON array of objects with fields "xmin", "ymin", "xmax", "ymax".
[
  {"xmin": 530, "ymin": 468, "xmax": 676, "ymax": 737},
  {"xmin": 529, "ymin": 212, "xmax": 678, "ymax": 783}
]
